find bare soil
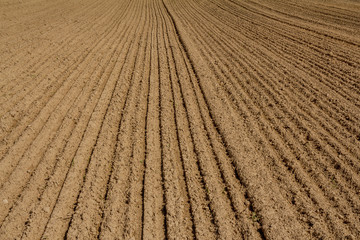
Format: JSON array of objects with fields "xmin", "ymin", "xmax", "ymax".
[{"xmin": 0, "ymin": 0, "xmax": 359, "ymax": 239}]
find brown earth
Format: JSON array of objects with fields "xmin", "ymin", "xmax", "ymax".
[{"xmin": 0, "ymin": 0, "xmax": 359, "ymax": 239}]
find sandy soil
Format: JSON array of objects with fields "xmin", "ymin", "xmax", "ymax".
[{"xmin": 0, "ymin": 0, "xmax": 359, "ymax": 239}]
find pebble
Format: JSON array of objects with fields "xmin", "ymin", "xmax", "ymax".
[
  {"xmin": 3, "ymin": 199, "xmax": 8, "ymax": 204},
  {"xmin": 44, "ymin": 206, "xmax": 51, "ymax": 213}
]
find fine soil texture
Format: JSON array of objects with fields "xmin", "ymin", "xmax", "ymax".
[{"xmin": 0, "ymin": 0, "xmax": 359, "ymax": 239}]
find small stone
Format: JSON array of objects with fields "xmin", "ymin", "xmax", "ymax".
[
  {"xmin": 3, "ymin": 199, "xmax": 8, "ymax": 204},
  {"xmin": 44, "ymin": 206, "xmax": 50, "ymax": 213}
]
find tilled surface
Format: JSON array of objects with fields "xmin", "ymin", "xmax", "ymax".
[{"xmin": 0, "ymin": 0, "xmax": 359, "ymax": 239}]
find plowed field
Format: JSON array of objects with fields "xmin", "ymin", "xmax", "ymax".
[{"xmin": 1, "ymin": 0, "xmax": 360, "ymax": 239}]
